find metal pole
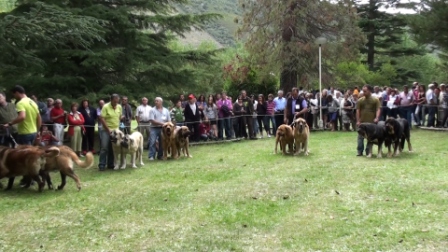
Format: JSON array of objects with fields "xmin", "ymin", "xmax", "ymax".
[{"xmin": 318, "ymin": 44, "xmax": 323, "ymax": 129}]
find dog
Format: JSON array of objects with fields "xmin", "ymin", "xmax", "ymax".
[
  {"xmin": 357, "ymin": 122, "xmax": 386, "ymax": 158},
  {"xmin": 161, "ymin": 122, "xmax": 176, "ymax": 160},
  {"xmin": 293, "ymin": 118, "xmax": 310, "ymax": 156},
  {"xmin": 173, "ymin": 126, "xmax": 192, "ymax": 158},
  {"xmin": 384, "ymin": 118, "xmax": 412, "ymax": 157},
  {"xmin": 0, "ymin": 146, "xmax": 60, "ymax": 192},
  {"xmin": 110, "ymin": 129, "xmax": 125, "ymax": 169},
  {"xmin": 21, "ymin": 145, "xmax": 94, "ymax": 191},
  {"xmin": 119, "ymin": 131, "xmax": 144, "ymax": 168},
  {"xmin": 275, "ymin": 124, "xmax": 294, "ymax": 155}
]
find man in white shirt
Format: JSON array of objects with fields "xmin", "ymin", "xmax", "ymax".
[
  {"xmin": 136, "ymin": 97, "xmax": 152, "ymax": 147},
  {"xmin": 273, "ymin": 90, "xmax": 286, "ymax": 134},
  {"xmin": 426, "ymin": 83, "xmax": 436, "ymax": 127},
  {"xmin": 148, "ymin": 97, "xmax": 171, "ymax": 160}
]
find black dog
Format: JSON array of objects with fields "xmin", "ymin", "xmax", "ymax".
[
  {"xmin": 384, "ymin": 118, "xmax": 412, "ymax": 157},
  {"xmin": 357, "ymin": 122, "xmax": 386, "ymax": 158}
]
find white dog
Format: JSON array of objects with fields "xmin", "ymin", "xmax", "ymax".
[{"xmin": 110, "ymin": 129, "xmax": 144, "ymax": 169}]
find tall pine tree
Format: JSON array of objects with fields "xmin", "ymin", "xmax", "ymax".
[{"xmin": 3, "ymin": 0, "xmax": 219, "ymax": 100}]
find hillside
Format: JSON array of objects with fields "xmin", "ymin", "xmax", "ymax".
[{"xmin": 176, "ymin": 0, "xmax": 240, "ymax": 47}]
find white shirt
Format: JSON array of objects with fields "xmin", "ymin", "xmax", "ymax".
[
  {"xmin": 387, "ymin": 95, "xmax": 398, "ymax": 109},
  {"xmin": 136, "ymin": 104, "xmax": 152, "ymax": 122},
  {"xmin": 189, "ymin": 103, "xmax": 196, "ymax": 116},
  {"xmin": 426, "ymin": 89, "xmax": 435, "ymax": 105}
]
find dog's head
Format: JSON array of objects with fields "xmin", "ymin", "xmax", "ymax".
[
  {"xmin": 180, "ymin": 126, "xmax": 191, "ymax": 138},
  {"xmin": 384, "ymin": 119, "xmax": 396, "ymax": 135},
  {"xmin": 110, "ymin": 129, "xmax": 125, "ymax": 144},
  {"xmin": 162, "ymin": 122, "xmax": 175, "ymax": 137},
  {"xmin": 276, "ymin": 125, "xmax": 291, "ymax": 137},
  {"xmin": 120, "ymin": 134, "xmax": 134, "ymax": 149},
  {"xmin": 294, "ymin": 118, "xmax": 307, "ymax": 134},
  {"xmin": 357, "ymin": 123, "xmax": 369, "ymax": 139}
]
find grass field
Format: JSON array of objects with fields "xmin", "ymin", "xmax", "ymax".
[{"xmin": 0, "ymin": 130, "xmax": 447, "ymax": 251}]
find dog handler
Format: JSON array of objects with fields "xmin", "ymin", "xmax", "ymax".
[
  {"xmin": 356, "ymin": 84, "xmax": 381, "ymax": 156},
  {"xmin": 98, "ymin": 94, "xmax": 123, "ymax": 171}
]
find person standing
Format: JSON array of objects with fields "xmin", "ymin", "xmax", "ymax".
[
  {"xmin": 284, "ymin": 87, "xmax": 308, "ymax": 125},
  {"xmin": 50, "ymin": 99, "xmax": 67, "ymax": 145},
  {"xmin": 79, "ymin": 99, "xmax": 97, "ymax": 154},
  {"xmin": 98, "ymin": 94, "xmax": 123, "ymax": 171},
  {"xmin": 170, "ymin": 100, "xmax": 184, "ymax": 127},
  {"xmin": 241, "ymin": 90, "xmax": 256, "ymax": 139},
  {"xmin": 217, "ymin": 92, "xmax": 233, "ymax": 140},
  {"xmin": 426, "ymin": 83, "xmax": 436, "ymax": 127},
  {"xmin": 0, "ymin": 92, "xmax": 18, "ymax": 147},
  {"xmin": 273, "ymin": 90, "xmax": 286, "ymax": 133},
  {"xmin": 399, "ymin": 85, "xmax": 414, "ymax": 130},
  {"xmin": 43, "ymin": 98, "xmax": 54, "ymax": 132},
  {"xmin": 6, "ymin": 85, "xmax": 41, "ymax": 145},
  {"xmin": 135, "ymin": 97, "xmax": 152, "ymax": 148},
  {"xmin": 97, "ymin": 100, "xmax": 105, "ymax": 144},
  {"xmin": 184, "ymin": 94, "xmax": 201, "ymax": 142},
  {"xmin": 121, "ymin": 96, "xmax": 133, "ymax": 134},
  {"xmin": 67, "ymin": 102, "xmax": 85, "ymax": 157},
  {"xmin": 356, "ymin": 84, "xmax": 381, "ymax": 156},
  {"xmin": 148, "ymin": 97, "xmax": 171, "ymax": 160}
]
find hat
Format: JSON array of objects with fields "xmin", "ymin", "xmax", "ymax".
[{"xmin": 188, "ymin": 94, "xmax": 195, "ymax": 100}]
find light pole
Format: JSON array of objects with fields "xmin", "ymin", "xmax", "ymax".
[{"xmin": 315, "ymin": 37, "xmax": 327, "ymax": 129}]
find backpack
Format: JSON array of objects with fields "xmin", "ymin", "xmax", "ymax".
[{"xmin": 221, "ymin": 104, "xmax": 231, "ymax": 116}]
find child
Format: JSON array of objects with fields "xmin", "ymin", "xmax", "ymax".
[
  {"xmin": 36, "ymin": 125, "xmax": 59, "ymax": 146},
  {"xmin": 199, "ymin": 120, "xmax": 211, "ymax": 141}
]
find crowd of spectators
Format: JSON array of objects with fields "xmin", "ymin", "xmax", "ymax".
[{"xmin": 1, "ymin": 81, "xmax": 446, "ymax": 168}]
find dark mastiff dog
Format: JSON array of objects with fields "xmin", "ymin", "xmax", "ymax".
[
  {"xmin": 384, "ymin": 118, "xmax": 412, "ymax": 157},
  {"xmin": 357, "ymin": 121, "xmax": 386, "ymax": 158}
]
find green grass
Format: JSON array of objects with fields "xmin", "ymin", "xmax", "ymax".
[{"xmin": 1, "ymin": 130, "xmax": 447, "ymax": 251}]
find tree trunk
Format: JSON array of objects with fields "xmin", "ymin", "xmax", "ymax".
[
  {"xmin": 367, "ymin": 0, "xmax": 376, "ymax": 70},
  {"xmin": 280, "ymin": 67, "xmax": 297, "ymax": 93}
]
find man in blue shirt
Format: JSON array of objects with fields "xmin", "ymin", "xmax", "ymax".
[{"xmin": 273, "ymin": 90, "xmax": 286, "ymax": 134}]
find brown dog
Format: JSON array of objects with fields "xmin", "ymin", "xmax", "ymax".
[
  {"xmin": 293, "ymin": 118, "xmax": 310, "ymax": 156},
  {"xmin": 174, "ymin": 126, "xmax": 192, "ymax": 158},
  {"xmin": 0, "ymin": 146, "xmax": 60, "ymax": 192},
  {"xmin": 41, "ymin": 145, "xmax": 94, "ymax": 191},
  {"xmin": 274, "ymin": 124, "xmax": 294, "ymax": 155},
  {"xmin": 161, "ymin": 122, "xmax": 176, "ymax": 160}
]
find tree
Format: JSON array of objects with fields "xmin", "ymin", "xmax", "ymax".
[
  {"xmin": 1, "ymin": 0, "xmax": 220, "ymax": 102},
  {"xmin": 238, "ymin": 0, "xmax": 365, "ymax": 92},
  {"xmin": 357, "ymin": 0, "xmax": 423, "ymax": 69}
]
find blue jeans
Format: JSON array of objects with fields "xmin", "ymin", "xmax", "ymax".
[
  {"xmin": 267, "ymin": 115, "xmax": 276, "ymax": 134},
  {"xmin": 149, "ymin": 127, "xmax": 163, "ymax": 159},
  {"xmin": 357, "ymin": 134, "xmax": 369, "ymax": 155},
  {"xmin": 399, "ymin": 106, "xmax": 413, "ymax": 129},
  {"xmin": 16, "ymin": 133, "xmax": 37, "ymax": 145},
  {"xmin": 218, "ymin": 118, "xmax": 231, "ymax": 139},
  {"xmin": 99, "ymin": 129, "xmax": 114, "ymax": 169}
]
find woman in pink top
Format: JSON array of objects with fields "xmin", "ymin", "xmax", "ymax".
[{"xmin": 265, "ymin": 94, "xmax": 276, "ymax": 135}]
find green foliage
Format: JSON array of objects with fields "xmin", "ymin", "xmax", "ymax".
[{"xmin": 0, "ymin": 0, "xmax": 221, "ymax": 103}]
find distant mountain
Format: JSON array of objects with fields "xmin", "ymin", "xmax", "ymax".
[{"xmin": 176, "ymin": 0, "xmax": 241, "ymax": 48}]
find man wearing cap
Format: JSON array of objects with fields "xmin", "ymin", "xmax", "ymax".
[
  {"xmin": 148, "ymin": 97, "xmax": 171, "ymax": 160},
  {"xmin": 184, "ymin": 94, "xmax": 201, "ymax": 142}
]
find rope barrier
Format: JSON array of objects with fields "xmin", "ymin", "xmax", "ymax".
[{"xmin": 36, "ymin": 103, "xmax": 446, "ymax": 128}]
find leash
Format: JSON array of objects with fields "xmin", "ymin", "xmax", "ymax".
[{"xmin": 289, "ymin": 114, "xmax": 299, "ymax": 127}]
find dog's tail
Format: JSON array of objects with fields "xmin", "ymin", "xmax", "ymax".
[
  {"xmin": 69, "ymin": 150, "xmax": 94, "ymax": 169},
  {"xmin": 42, "ymin": 146, "xmax": 60, "ymax": 158}
]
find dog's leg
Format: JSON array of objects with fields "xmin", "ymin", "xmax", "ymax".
[
  {"xmin": 40, "ymin": 170, "xmax": 53, "ymax": 190},
  {"xmin": 275, "ymin": 137, "xmax": 279, "ymax": 154},
  {"xmin": 5, "ymin": 177, "xmax": 15, "ymax": 190},
  {"xmin": 393, "ymin": 141, "xmax": 400, "ymax": 156},
  {"xmin": 57, "ymin": 172, "xmax": 67, "ymax": 191},
  {"xmin": 408, "ymin": 138, "xmax": 412, "ymax": 152},
  {"xmin": 304, "ymin": 140, "xmax": 309, "ymax": 156},
  {"xmin": 113, "ymin": 149, "xmax": 120, "ymax": 170},
  {"xmin": 121, "ymin": 153, "xmax": 127, "ymax": 169},
  {"xmin": 377, "ymin": 142, "xmax": 383, "ymax": 158},
  {"xmin": 64, "ymin": 170, "xmax": 81, "ymax": 191},
  {"xmin": 293, "ymin": 141, "xmax": 300, "ymax": 156},
  {"xmin": 185, "ymin": 144, "xmax": 192, "ymax": 158},
  {"xmin": 366, "ymin": 143, "xmax": 373, "ymax": 158},
  {"xmin": 31, "ymin": 175, "xmax": 45, "ymax": 192},
  {"xmin": 387, "ymin": 143, "xmax": 392, "ymax": 158},
  {"xmin": 131, "ymin": 153, "xmax": 137, "ymax": 168}
]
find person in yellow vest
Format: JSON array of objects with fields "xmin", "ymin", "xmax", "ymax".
[{"xmin": 97, "ymin": 94, "xmax": 123, "ymax": 171}]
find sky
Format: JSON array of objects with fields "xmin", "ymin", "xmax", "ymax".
[{"xmin": 357, "ymin": 0, "xmax": 419, "ymax": 14}]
